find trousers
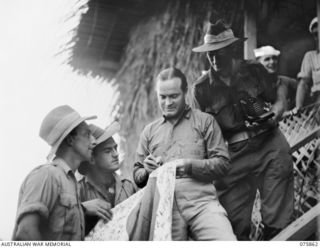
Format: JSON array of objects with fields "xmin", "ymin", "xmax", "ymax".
[
  {"xmin": 216, "ymin": 128, "xmax": 294, "ymax": 240},
  {"xmin": 171, "ymin": 178, "xmax": 237, "ymax": 240}
]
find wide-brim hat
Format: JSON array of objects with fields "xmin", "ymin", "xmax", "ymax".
[
  {"xmin": 192, "ymin": 20, "xmax": 247, "ymax": 53},
  {"xmin": 39, "ymin": 105, "xmax": 97, "ymax": 160},
  {"xmin": 90, "ymin": 121, "xmax": 121, "ymax": 145},
  {"xmin": 78, "ymin": 121, "xmax": 120, "ymax": 175}
]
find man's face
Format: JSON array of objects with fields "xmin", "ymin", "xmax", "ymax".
[
  {"xmin": 258, "ymin": 55, "xmax": 279, "ymax": 74},
  {"xmin": 72, "ymin": 122, "xmax": 96, "ymax": 162},
  {"xmin": 156, "ymin": 77, "xmax": 186, "ymax": 120},
  {"xmin": 311, "ymin": 25, "xmax": 318, "ymax": 44},
  {"xmin": 93, "ymin": 137, "xmax": 120, "ymax": 172},
  {"xmin": 207, "ymin": 46, "xmax": 233, "ymax": 73}
]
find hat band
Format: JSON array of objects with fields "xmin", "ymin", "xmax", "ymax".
[
  {"xmin": 46, "ymin": 112, "xmax": 81, "ymax": 145},
  {"xmin": 204, "ymin": 29, "xmax": 235, "ymax": 44}
]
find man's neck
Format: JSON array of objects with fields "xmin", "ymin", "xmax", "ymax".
[
  {"xmin": 88, "ymin": 168, "xmax": 114, "ymax": 186},
  {"xmin": 215, "ymin": 59, "xmax": 240, "ymax": 86},
  {"xmin": 166, "ymin": 105, "xmax": 187, "ymax": 126},
  {"xmin": 58, "ymin": 153, "xmax": 82, "ymax": 173}
]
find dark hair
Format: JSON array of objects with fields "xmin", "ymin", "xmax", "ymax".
[
  {"xmin": 156, "ymin": 67, "xmax": 188, "ymax": 93},
  {"xmin": 61, "ymin": 123, "xmax": 81, "ymax": 146}
]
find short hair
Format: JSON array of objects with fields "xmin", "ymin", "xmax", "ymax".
[{"xmin": 156, "ymin": 67, "xmax": 188, "ymax": 93}]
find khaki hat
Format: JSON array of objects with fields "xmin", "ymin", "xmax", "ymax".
[
  {"xmin": 39, "ymin": 105, "xmax": 97, "ymax": 159},
  {"xmin": 90, "ymin": 122, "xmax": 120, "ymax": 145},
  {"xmin": 254, "ymin": 45, "xmax": 280, "ymax": 58},
  {"xmin": 78, "ymin": 121, "xmax": 120, "ymax": 175},
  {"xmin": 192, "ymin": 19, "xmax": 247, "ymax": 53}
]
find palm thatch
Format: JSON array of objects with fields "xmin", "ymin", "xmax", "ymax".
[{"xmin": 113, "ymin": 0, "xmax": 244, "ymax": 173}]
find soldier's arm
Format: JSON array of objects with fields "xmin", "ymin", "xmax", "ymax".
[
  {"xmin": 177, "ymin": 115, "xmax": 230, "ymax": 182},
  {"xmin": 15, "ymin": 213, "xmax": 42, "ymax": 240},
  {"xmin": 296, "ymin": 77, "xmax": 312, "ymax": 108},
  {"xmin": 13, "ymin": 167, "xmax": 59, "ymax": 240},
  {"xmin": 272, "ymin": 78, "xmax": 288, "ymax": 121}
]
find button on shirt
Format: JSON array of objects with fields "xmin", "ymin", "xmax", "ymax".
[
  {"xmin": 13, "ymin": 158, "xmax": 85, "ymax": 240},
  {"xmin": 134, "ymin": 106, "xmax": 230, "ymax": 187}
]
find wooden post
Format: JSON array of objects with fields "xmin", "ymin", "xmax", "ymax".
[
  {"xmin": 317, "ymin": 0, "xmax": 320, "ymax": 51},
  {"xmin": 316, "ymin": 0, "xmax": 320, "ymax": 236},
  {"xmin": 243, "ymin": 4, "xmax": 257, "ymax": 60}
]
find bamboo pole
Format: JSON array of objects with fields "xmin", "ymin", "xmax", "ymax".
[
  {"xmin": 243, "ymin": 2, "xmax": 257, "ymax": 59},
  {"xmin": 317, "ymin": 0, "xmax": 320, "ymax": 51}
]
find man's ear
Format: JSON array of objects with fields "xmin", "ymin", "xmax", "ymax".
[
  {"xmin": 65, "ymin": 135, "xmax": 75, "ymax": 147},
  {"xmin": 90, "ymin": 152, "xmax": 95, "ymax": 164}
]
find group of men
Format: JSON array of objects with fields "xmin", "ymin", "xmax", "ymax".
[{"xmin": 12, "ymin": 16, "xmax": 319, "ymax": 241}]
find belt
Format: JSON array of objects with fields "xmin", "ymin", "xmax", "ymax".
[{"xmin": 227, "ymin": 128, "xmax": 270, "ymax": 145}]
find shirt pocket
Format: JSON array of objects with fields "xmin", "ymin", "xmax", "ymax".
[
  {"xmin": 180, "ymin": 139, "xmax": 206, "ymax": 159},
  {"xmin": 57, "ymin": 193, "xmax": 78, "ymax": 234}
]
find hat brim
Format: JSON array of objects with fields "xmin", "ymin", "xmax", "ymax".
[
  {"xmin": 47, "ymin": 115, "xmax": 97, "ymax": 160},
  {"xmin": 192, "ymin": 37, "xmax": 247, "ymax": 53},
  {"xmin": 95, "ymin": 121, "xmax": 121, "ymax": 145}
]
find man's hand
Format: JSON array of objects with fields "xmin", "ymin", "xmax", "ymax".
[
  {"xmin": 173, "ymin": 159, "xmax": 191, "ymax": 176},
  {"xmin": 82, "ymin": 199, "xmax": 113, "ymax": 222},
  {"xmin": 290, "ymin": 107, "xmax": 299, "ymax": 115},
  {"xmin": 244, "ymin": 120, "xmax": 260, "ymax": 129},
  {"xmin": 144, "ymin": 154, "xmax": 162, "ymax": 174}
]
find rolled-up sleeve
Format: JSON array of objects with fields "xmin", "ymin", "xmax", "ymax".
[
  {"xmin": 16, "ymin": 167, "xmax": 58, "ymax": 224},
  {"xmin": 189, "ymin": 114, "xmax": 230, "ymax": 182}
]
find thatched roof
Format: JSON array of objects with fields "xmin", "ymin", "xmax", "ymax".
[
  {"xmin": 70, "ymin": 0, "xmax": 316, "ymax": 79},
  {"xmin": 70, "ymin": 0, "xmax": 168, "ymax": 78}
]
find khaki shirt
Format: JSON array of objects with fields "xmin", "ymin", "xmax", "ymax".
[
  {"xmin": 13, "ymin": 158, "xmax": 85, "ymax": 240},
  {"xmin": 133, "ymin": 106, "xmax": 230, "ymax": 187},
  {"xmin": 298, "ymin": 50, "xmax": 320, "ymax": 92},
  {"xmin": 79, "ymin": 173, "xmax": 136, "ymax": 234},
  {"xmin": 193, "ymin": 61, "xmax": 277, "ymax": 137}
]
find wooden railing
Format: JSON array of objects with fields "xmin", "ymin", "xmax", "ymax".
[{"xmin": 252, "ymin": 103, "xmax": 320, "ymax": 240}]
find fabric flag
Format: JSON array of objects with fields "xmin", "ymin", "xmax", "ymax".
[{"xmin": 85, "ymin": 161, "xmax": 177, "ymax": 241}]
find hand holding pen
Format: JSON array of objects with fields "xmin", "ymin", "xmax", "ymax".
[{"xmin": 143, "ymin": 147, "xmax": 163, "ymax": 174}]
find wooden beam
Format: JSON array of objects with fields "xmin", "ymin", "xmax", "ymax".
[
  {"xmin": 243, "ymin": 4, "xmax": 257, "ymax": 59},
  {"xmin": 272, "ymin": 203, "xmax": 320, "ymax": 240},
  {"xmin": 290, "ymin": 127, "xmax": 320, "ymax": 153}
]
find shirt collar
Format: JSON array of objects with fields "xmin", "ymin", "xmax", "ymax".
[
  {"xmin": 161, "ymin": 105, "xmax": 191, "ymax": 124},
  {"xmin": 209, "ymin": 61, "xmax": 244, "ymax": 86},
  {"xmin": 84, "ymin": 171, "xmax": 125, "ymax": 187},
  {"xmin": 85, "ymin": 172, "xmax": 126, "ymax": 203},
  {"xmin": 52, "ymin": 158, "xmax": 73, "ymax": 176},
  {"xmin": 209, "ymin": 67, "xmax": 225, "ymax": 86}
]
